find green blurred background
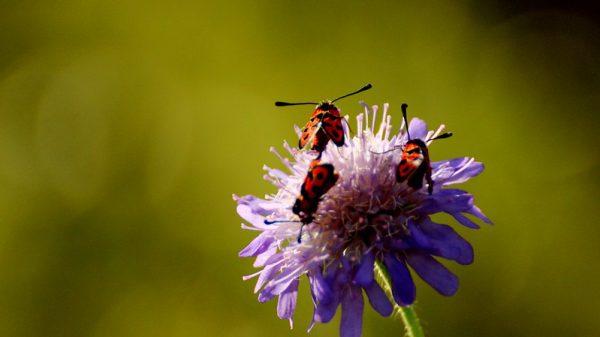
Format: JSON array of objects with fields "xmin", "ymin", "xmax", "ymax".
[{"xmin": 1, "ymin": 1, "xmax": 599, "ymax": 336}]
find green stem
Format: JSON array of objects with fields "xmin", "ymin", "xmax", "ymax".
[{"xmin": 374, "ymin": 261, "xmax": 425, "ymax": 337}]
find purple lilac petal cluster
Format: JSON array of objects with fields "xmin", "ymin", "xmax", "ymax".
[{"xmin": 235, "ymin": 102, "xmax": 490, "ymax": 337}]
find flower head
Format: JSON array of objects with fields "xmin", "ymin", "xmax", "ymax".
[{"xmin": 235, "ymin": 102, "xmax": 491, "ymax": 337}]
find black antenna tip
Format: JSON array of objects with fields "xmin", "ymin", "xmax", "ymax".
[
  {"xmin": 401, "ymin": 103, "xmax": 411, "ymax": 140},
  {"xmin": 430, "ymin": 132, "xmax": 453, "ymax": 141},
  {"xmin": 331, "ymin": 84, "xmax": 374, "ymax": 103},
  {"xmin": 274, "ymin": 101, "xmax": 319, "ymax": 107}
]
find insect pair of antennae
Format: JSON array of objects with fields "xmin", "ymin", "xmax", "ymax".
[
  {"xmin": 402, "ymin": 103, "xmax": 452, "ymax": 141},
  {"xmin": 275, "ymin": 84, "xmax": 372, "ymax": 107},
  {"xmin": 370, "ymin": 132, "xmax": 454, "ymax": 154},
  {"xmin": 369, "ymin": 104, "xmax": 453, "ymax": 155},
  {"xmin": 263, "ymin": 219, "xmax": 306, "ymax": 243}
]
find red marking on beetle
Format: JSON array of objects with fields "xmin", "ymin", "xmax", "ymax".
[
  {"xmin": 396, "ymin": 104, "xmax": 452, "ymax": 195},
  {"xmin": 275, "ymin": 84, "xmax": 372, "ymax": 152},
  {"xmin": 265, "ymin": 154, "xmax": 338, "ymax": 242}
]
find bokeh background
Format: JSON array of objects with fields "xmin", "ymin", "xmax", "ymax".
[{"xmin": 1, "ymin": 1, "xmax": 599, "ymax": 337}]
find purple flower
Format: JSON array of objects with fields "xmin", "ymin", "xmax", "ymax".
[{"xmin": 235, "ymin": 102, "xmax": 491, "ymax": 337}]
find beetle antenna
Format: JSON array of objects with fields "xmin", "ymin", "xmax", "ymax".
[
  {"xmin": 276, "ymin": 84, "xmax": 372, "ymax": 107},
  {"xmin": 370, "ymin": 146, "xmax": 403, "ymax": 155},
  {"xmin": 428, "ymin": 132, "xmax": 453, "ymax": 141},
  {"xmin": 275, "ymin": 101, "xmax": 318, "ymax": 107},
  {"xmin": 332, "ymin": 84, "xmax": 372, "ymax": 103},
  {"xmin": 401, "ymin": 103, "xmax": 411, "ymax": 141}
]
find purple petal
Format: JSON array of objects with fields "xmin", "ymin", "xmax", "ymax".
[
  {"xmin": 314, "ymin": 264, "xmax": 352, "ymax": 323},
  {"xmin": 340, "ymin": 286, "xmax": 364, "ymax": 337},
  {"xmin": 431, "ymin": 157, "xmax": 471, "ymax": 171},
  {"xmin": 363, "ymin": 281, "xmax": 393, "ymax": 317},
  {"xmin": 312, "ymin": 296, "xmax": 339, "ymax": 325},
  {"xmin": 408, "ymin": 118, "xmax": 428, "ymax": 140},
  {"xmin": 332, "ymin": 259, "xmax": 351, "ymax": 287},
  {"xmin": 448, "ymin": 161, "xmax": 484, "ymax": 185},
  {"xmin": 420, "ymin": 189, "xmax": 490, "ymax": 228},
  {"xmin": 253, "ymin": 244, "xmax": 278, "ymax": 267},
  {"xmin": 383, "ymin": 253, "xmax": 416, "ymax": 306},
  {"xmin": 405, "ymin": 252, "xmax": 459, "ymax": 296},
  {"xmin": 235, "ymin": 195, "xmax": 279, "ymax": 215},
  {"xmin": 254, "ymin": 256, "xmax": 284, "ymax": 292},
  {"xmin": 309, "ymin": 268, "xmax": 334, "ymax": 305},
  {"xmin": 451, "ymin": 212, "xmax": 481, "ymax": 229},
  {"xmin": 432, "ymin": 157, "xmax": 484, "ymax": 186},
  {"xmin": 239, "ymin": 232, "xmax": 275, "ymax": 257},
  {"xmin": 277, "ymin": 279, "xmax": 299, "ymax": 325},
  {"xmin": 418, "ymin": 190, "xmax": 463, "ymax": 215},
  {"xmin": 469, "ymin": 205, "xmax": 493, "ymax": 224},
  {"xmin": 309, "ymin": 268, "xmax": 339, "ymax": 325},
  {"xmin": 259, "ymin": 265, "xmax": 303, "ymax": 303},
  {"xmin": 426, "ymin": 189, "xmax": 474, "ymax": 213},
  {"xmin": 262, "ymin": 251, "xmax": 285, "ymax": 266},
  {"xmin": 236, "ymin": 204, "xmax": 268, "ymax": 228},
  {"xmin": 353, "ymin": 251, "xmax": 375, "ymax": 286},
  {"xmin": 407, "ymin": 218, "xmax": 474, "ymax": 265}
]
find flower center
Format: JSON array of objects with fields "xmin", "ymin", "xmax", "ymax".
[{"xmin": 312, "ymin": 196, "xmax": 417, "ymax": 264}]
